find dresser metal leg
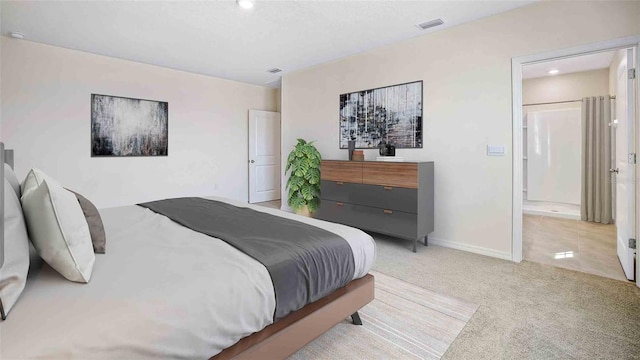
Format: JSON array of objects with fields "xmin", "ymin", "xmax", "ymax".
[
  {"xmin": 424, "ymin": 235, "xmax": 428, "ymax": 246},
  {"xmin": 351, "ymin": 311, "xmax": 363, "ymax": 325}
]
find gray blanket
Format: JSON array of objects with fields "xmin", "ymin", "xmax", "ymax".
[{"xmin": 138, "ymin": 197, "xmax": 355, "ymax": 320}]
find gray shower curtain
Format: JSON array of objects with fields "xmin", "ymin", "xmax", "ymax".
[{"xmin": 581, "ymin": 96, "xmax": 612, "ymax": 224}]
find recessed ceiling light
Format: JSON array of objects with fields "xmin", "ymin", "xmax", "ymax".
[
  {"xmin": 237, "ymin": 0, "xmax": 254, "ymax": 9},
  {"xmin": 9, "ymin": 31, "xmax": 25, "ymax": 39},
  {"xmin": 548, "ymin": 69, "xmax": 559, "ymax": 75}
]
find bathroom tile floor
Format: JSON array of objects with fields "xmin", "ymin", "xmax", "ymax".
[
  {"xmin": 523, "ymin": 215, "xmax": 628, "ymax": 281},
  {"xmin": 523, "ymin": 200, "xmax": 580, "ymax": 220}
]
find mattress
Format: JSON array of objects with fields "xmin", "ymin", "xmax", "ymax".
[{"xmin": 0, "ymin": 197, "xmax": 375, "ymax": 359}]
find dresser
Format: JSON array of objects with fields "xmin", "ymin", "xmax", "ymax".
[{"xmin": 316, "ymin": 160, "xmax": 434, "ymax": 252}]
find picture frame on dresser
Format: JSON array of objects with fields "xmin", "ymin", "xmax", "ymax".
[{"xmin": 316, "ymin": 160, "xmax": 434, "ymax": 252}]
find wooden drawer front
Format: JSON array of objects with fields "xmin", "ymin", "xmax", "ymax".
[
  {"xmin": 316, "ymin": 201, "xmax": 418, "ymax": 240},
  {"xmin": 321, "ymin": 161, "xmax": 362, "ymax": 184},
  {"xmin": 362, "ymin": 162, "xmax": 418, "ymax": 188},
  {"xmin": 321, "ymin": 181, "xmax": 417, "ymax": 213}
]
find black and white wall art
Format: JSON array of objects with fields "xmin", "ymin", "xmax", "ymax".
[
  {"xmin": 91, "ymin": 94, "xmax": 168, "ymax": 156},
  {"xmin": 339, "ymin": 81, "xmax": 422, "ymax": 149}
]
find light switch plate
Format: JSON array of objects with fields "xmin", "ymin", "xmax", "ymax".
[{"xmin": 487, "ymin": 145, "xmax": 506, "ymax": 157}]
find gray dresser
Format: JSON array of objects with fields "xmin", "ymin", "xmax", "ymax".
[{"xmin": 315, "ymin": 160, "xmax": 434, "ymax": 252}]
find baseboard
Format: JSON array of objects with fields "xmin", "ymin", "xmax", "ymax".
[
  {"xmin": 427, "ymin": 236, "xmax": 512, "ymax": 261},
  {"xmin": 523, "ymin": 209, "xmax": 580, "ymax": 220}
]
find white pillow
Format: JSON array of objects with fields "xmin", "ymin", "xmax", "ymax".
[
  {"xmin": 21, "ymin": 176, "xmax": 95, "ymax": 283},
  {"xmin": 21, "ymin": 168, "xmax": 54, "ymax": 199},
  {"xmin": 0, "ymin": 178, "xmax": 30, "ymax": 319},
  {"xmin": 4, "ymin": 164, "xmax": 21, "ymax": 198}
]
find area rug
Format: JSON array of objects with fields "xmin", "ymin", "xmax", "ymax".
[{"xmin": 290, "ymin": 271, "xmax": 479, "ymax": 359}]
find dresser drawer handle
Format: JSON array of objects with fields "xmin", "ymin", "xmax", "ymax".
[
  {"xmin": 383, "ymin": 209, "xmax": 393, "ymax": 214},
  {"xmin": 336, "ymin": 181, "xmax": 344, "ymax": 185},
  {"xmin": 383, "ymin": 186, "xmax": 393, "ymax": 191},
  {"xmin": 336, "ymin": 202, "xmax": 344, "ymax": 207}
]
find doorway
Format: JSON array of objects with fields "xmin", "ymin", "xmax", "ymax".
[
  {"xmin": 248, "ymin": 110, "xmax": 281, "ymax": 205},
  {"xmin": 512, "ymin": 37, "xmax": 640, "ymax": 285}
]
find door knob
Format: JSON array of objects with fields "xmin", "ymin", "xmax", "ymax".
[
  {"xmin": 609, "ymin": 168, "xmax": 619, "ymax": 174},
  {"xmin": 250, "ymin": 160, "xmax": 255, "ymax": 163}
]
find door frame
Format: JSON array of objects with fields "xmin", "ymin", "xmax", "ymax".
[{"xmin": 511, "ymin": 35, "xmax": 640, "ymax": 271}]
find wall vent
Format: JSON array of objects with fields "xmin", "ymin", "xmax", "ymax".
[
  {"xmin": 267, "ymin": 68, "xmax": 283, "ymax": 74},
  {"xmin": 415, "ymin": 19, "xmax": 444, "ymax": 31}
]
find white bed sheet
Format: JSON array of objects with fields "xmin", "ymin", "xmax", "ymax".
[{"xmin": 0, "ymin": 197, "xmax": 375, "ymax": 359}]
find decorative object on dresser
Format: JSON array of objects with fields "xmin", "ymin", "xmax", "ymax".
[
  {"xmin": 347, "ymin": 139, "xmax": 356, "ymax": 160},
  {"xmin": 352, "ymin": 150, "xmax": 364, "ymax": 162},
  {"xmin": 339, "ymin": 81, "xmax": 423, "ymax": 149},
  {"xmin": 316, "ymin": 160, "xmax": 434, "ymax": 252},
  {"xmin": 91, "ymin": 94, "xmax": 168, "ymax": 157},
  {"xmin": 285, "ymin": 139, "xmax": 322, "ymax": 217},
  {"xmin": 378, "ymin": 142, "xmax": 396, "ymax": 156},
  {"xmin": 376, "ymin": 156, "xmax": 404, "ymax": 162}
]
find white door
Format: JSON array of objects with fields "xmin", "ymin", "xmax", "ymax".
[
  {"xmin": 615, "ymin": 48, "xmax": 636, "ymax": 281},
  {"xmin": 248, "ymin": 110, "xmax": 281, "ymax": 203}
]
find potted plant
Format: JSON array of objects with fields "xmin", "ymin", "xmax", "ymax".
[{"xmin": 285, "ymin": 139, "xmax": 321, "ymax": 216}]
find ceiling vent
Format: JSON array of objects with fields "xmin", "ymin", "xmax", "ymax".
[
  {"xmin": 267, "ymin": 68, "xmax": 283, "ymax": 74},
  {"xmin": 415, "ymin": 19, "xmax": 444, "ymax": 31}
]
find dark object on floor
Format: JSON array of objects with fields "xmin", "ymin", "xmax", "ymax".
[{"xmin": 351, "ymin": 311, "xmax": 362, "ymax": 325}]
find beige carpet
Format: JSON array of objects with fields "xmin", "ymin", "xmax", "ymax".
[
  {"xmin": 292, "ymin": 234, "xmax": 640, "ymax": 359},
  {"xmin": 372, "ymin": 235, "xmax": 640, "ymax": 359},
  {"xmin": 290, "ymin": 271, "xmax": 478, "ymax": 359}
]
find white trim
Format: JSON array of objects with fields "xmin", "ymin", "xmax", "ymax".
[
  {"xmin": 634, "ymin": 45, "xmax": 640, "ymax": 287},
  {"xmin": 512, "ymin": 35, "xmax": 640, "ymax": 263},
  {"xmin": 428, "ymin": 236, "xmax": 512, "ymax": 261},
  {"xmin": 523, "ymin": 209, "xmax": 580, "ymax": 221},
  {"xmin": 512, "ymin": 57, "xmax": 524, "ymax": 262}
]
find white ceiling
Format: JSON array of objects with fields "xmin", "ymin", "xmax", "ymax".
[
  {"xmin": 522, "ymin": 51, "xmax": 616, "ymax": 79},
  {"xmin": 1, "ymin": 1, "xmax": 534, "ymax": 87}
]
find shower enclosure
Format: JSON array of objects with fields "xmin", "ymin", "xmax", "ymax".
[
  {"xmin": 524, "ymin": 108, "xmax": 582, "ymax": 219},
  {"xmin": 523, "ymin": 98, "xmax": 616, "ymax": 220}
]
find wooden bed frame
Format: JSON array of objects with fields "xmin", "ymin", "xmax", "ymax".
[{"xmin": 212, "ymin": 274, "xmax": 375, "ymax": 360}]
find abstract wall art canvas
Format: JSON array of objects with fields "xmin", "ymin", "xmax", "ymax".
[
  {"xmin": 339, "ymin": 81, "xmax": 422, "ymax": 149},
  {"xmin": 91, "ymin": 94, "xmax": 168, "ymax": 156}
]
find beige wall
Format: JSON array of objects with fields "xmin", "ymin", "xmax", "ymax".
[
  {"xmin": 281, "ymin": 1, "xmax": 640, "ymax": 258},
  {"xmin": 522, "ymin": 68, "xmax": 610, "ymax": 120},
  {"xmin": 523, "ymin": 69, "xmax": 610, "ymax": 106},
  {"xmin": 1, "ymin": 38, "xmax": 278, "ymax": 208}
]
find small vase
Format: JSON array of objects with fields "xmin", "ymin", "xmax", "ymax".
[{"xmin": 348, "ymin": 140, "xmax": 356, "ymax": 160}]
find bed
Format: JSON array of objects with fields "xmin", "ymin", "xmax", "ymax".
[{"xmin": 0, "ymin": 149, "xmax": 376, "ymax": 359}]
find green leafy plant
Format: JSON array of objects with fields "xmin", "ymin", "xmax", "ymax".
[{"xmin": 285, "ymin": 139, "xmax": 322, "ymax": 214}]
